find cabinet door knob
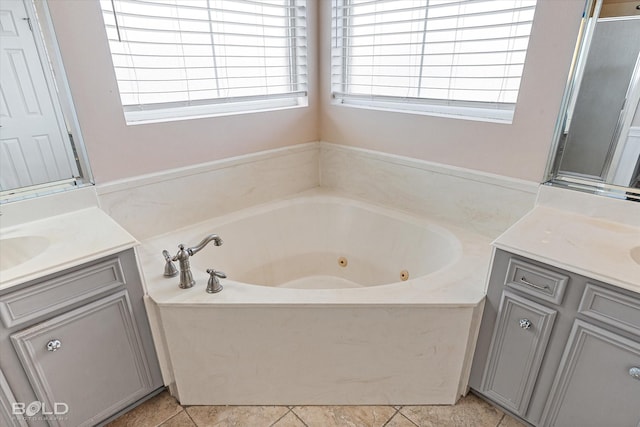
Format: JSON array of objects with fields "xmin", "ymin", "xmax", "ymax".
[
  {"xmin": 46, "ymin": 339, "xmax": 61, "ymax": 352},
  {"xmin": 519, "ymin": 318, "xmax": 532, "ymax": 329},
  {"xmin": 630, "ymin": 367, "xmax": 640, "ymax": 380}
]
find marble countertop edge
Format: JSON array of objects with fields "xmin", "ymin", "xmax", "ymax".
[
  {"xmin": 0, "ymin": 242, "xmax": 137, "ymax": 291},
  {"xmin": 0, "ymin": 208, "xmax": 138, "ymax": 291},
  {"xmin": 493, "ymin": 241, "xmax": 639, "ymax": 295}
]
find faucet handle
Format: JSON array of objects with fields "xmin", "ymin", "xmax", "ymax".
[
  {"xmin": 207, "ymin": 269, "xmax": 226, "ymax": 279},
  {"xmin": 206, "ymin": 269, "xmax": 226, "ymax": 293},
  {"xmin": 162, "ymin": 250, "xmax": 179, "ymax": 277}
]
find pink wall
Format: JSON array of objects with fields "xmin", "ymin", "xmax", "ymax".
[
  {"xmin": 319, "ymin": 0, "xmax": 586, "ymax": 182},
  {"xmin": 46, "ymin": 0, "xmax": 319, "ymax": 184},
  {"xmin": 48, "ymin": 0, "xmax": 584, "ymax": 184}
]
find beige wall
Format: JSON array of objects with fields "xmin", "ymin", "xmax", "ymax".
[
  {"xmin": 46, "ymin": 0, "xmax": 319, "ymax": 184},
  {"xmin": 319, "ymin": 0, "xmax": 586, "ymax": 182},
  {"xmin": 48, "ymin": 0, "xmax": 585, "ymax": 184}
]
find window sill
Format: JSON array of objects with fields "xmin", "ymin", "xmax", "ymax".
[
  {"xmin": 124, "ymin": 97, "xmax": 308, "ymax": 125},
  {"xmin": 333, "ymin": 98, "xmax": 515, "ymax": 124}
]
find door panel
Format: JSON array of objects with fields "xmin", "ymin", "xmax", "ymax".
[{"xmin": 0, "ymin": 0, "xmax": 78, "ymax": 191}]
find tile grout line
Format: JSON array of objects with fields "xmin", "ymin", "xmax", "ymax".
[
  {"xmin": 154, "ymin": 407, "xmax": 186, "ymax": 427},
  {"xmin": 393, "ymin": 408, "xmax": 420, "ymax": 427},
  {"xmin": 182, "ymin": 406, "xmax": 199, "ymax": 427},
  {"xmin": 496, "ymin": 413, "xmax": 506, "ymax": 427},
  {"xmin": 150, "ymin": 394, "xmax": 185, "ymax": 427},
  {"xmin": 289, "ymin": 407, "xmax": 310, "ymax": 427},
  {"xmin": 401, "ymin": 413, "xmax": 421, "ymax": 427},
  {"xmin": 381, "ymin": 406, "xmax": 401, "ymax": 427},
  {"xmin": 268, "ymin": 408, "xmax": 294, "ymax": 427}
]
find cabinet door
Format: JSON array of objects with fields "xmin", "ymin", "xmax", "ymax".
[
  {"xmin": 481, "ymin": 290, "xmax": 557, "ymax": 416},
  {"xmin": 10, "ymin": 291, "xmax": 153, "ymax": 427},
  {"xmin": 0, "ymin": 368, "xmax": 27, "ymax": 427},
  {"xmin": 541, "ymin": 320, "xmax": 640, "ymax": 427}
]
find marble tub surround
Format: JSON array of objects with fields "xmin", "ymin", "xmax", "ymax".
[
  {"xmin": 107, "ymin": 390, "xmax": 525, "ymax": 427},
  {"xmin": 97, "ymin": 142, "xmax": 319, "ymax": 240},
  {"xmin": 495, "ymin": 188, "xmax": 640, "ymax": 294},
  {"xmin": 96, "ymin": 141, "xmax": 540, "ymax": 242},
  {"xmin": 319, "ymin": 142, "xmax": 539, "ymax": 239},
  {"xmin": 0, "ymin": 207, "xmax": 137, "ymax": 290},
  {"xmin": 139, "ymin": 192, "xmax": 492, "ymax": 405}
]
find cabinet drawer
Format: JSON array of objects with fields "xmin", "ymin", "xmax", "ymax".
[
  {"xmin": 505, "ymin": 258, "xmax": 569, "ymax": 305},
  {"xmin": 578, "ymin": 283, "xmax": 640, "ymax": 335},
  {"xmin": 0, "ymin": 257, "xmax": 125, "ymax": 328},
  {"xmin": 10, "ymin": 291, "xmax": 153, "ymax": 427},
  {"xmin": 541, "ymin": 320, "xmax": 640, "ymax": 427},
  {"xmin": 481, "ymin": 290, "xmax": 557, "ymax": 416}
]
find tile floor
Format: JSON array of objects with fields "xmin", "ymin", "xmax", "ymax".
[{"xmin": 107, "ymin": 390, "xmax": 527, "ymax": 427}]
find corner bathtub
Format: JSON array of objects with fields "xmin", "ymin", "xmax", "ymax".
[{"xmin": 138, "ymin": 191, "xmax": 492, "ymax": 405}]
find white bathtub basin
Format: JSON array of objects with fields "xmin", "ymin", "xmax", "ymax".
[
  {"xmin": 141, "ymin": 192, "xmax": 491, "ymax": 304},
  {"xmin": 188, "ymin": 198, "xmax": 461, "ymax": 289}
]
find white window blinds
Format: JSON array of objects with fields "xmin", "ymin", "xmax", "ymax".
[
  {"xmin": 332, "ymin": 0, "xmax": 537, "ymax": 120},
  {"xmin": 100, "ymin": 0, "xmax": 307, "ymax": 122}
]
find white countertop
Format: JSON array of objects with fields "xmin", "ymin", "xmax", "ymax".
[
  {"xmin": 494, "ymin": 205, "xmax": 640, "ymax": 294},
  {"xmin": 0, "ymin": 207, "xmax": 138, "ymax": 290}
]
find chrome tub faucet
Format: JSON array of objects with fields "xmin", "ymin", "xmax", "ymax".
[{"xmin": 164, "ymin": 234, "xmax": 223, "ymax": 289}]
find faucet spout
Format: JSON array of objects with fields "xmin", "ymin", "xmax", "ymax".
[
  {"xmin": 169, "ymin": 233, "xmax": 223, "ymax": 289},
  {"xmin": 187, "ymin": 234, "xmax": 223, "ymax": 256}
]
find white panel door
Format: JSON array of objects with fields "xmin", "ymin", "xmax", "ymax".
[{"xmin": 0, "ymin": 0, "xmax": 78, "ymax": 192}]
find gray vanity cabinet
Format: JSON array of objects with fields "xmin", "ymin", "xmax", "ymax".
[
  {"xmin": 470, "ymin": 249, "xmax": 640, "ymax": 427},
  {"xmin": 540, "ymin": 320, "xmax": 640, "ymax": 427},
  {"xmin": 0, "ymin": 249, "xmax": 163, "ymax": 427},
  {"xmin": 11, "ymin": 291, "xmax": 153, "ymax": 427},
  {"xmin": 480, "ymin": 291, "xmax": 556, "ymax": 416}
]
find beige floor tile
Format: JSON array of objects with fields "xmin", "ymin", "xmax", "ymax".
[
  {"xmin": 292, "ymin": 405, "xmax": 396, "ymax": 427},
  {"xmin": 400, "ymin": 394, "xmax": 504, "ymax": 427},
  {"xmin": 185, "ymin": 406, "xmax": 289, "ymax": 427},
  {"xmin": 271, "ymin": 411, "xmax": 306, "ymax": 427},
  {"xmin": 107, "ymin": 391, "xmax": 183, "ymax": 427},
  {"xmin": 498, "ymin": 414, "xmax": 528, "ymax": 427},
  {"xmin": 384, "ymin": 412, "xmax": 418, "ymax": 427},
  {"xmin": 160, "ymin": 411, "xmax": 197, "ymax": 427}
]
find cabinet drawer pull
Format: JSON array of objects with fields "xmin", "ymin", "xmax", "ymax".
[
  {"xmin": 519, "ymin": 318, "xmax": 532, "ymax": 329},
  {"xmin": 630, "ymin": 367, "xmax": 640, "ymax": 380},
  {"xmin": 520, "ymin": 276, "xmax": 550, "ymax": 290},
  {"xmin": 46, "ymin": 339, "xmax": 61, "ymax": 352}
]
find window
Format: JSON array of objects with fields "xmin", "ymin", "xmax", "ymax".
[
  {"xmin": 332, "ymin": 0, "xmax": 537, "ymax": 121},
  {"xmin": 100, "ymin": 0, "xmax": 307, "ymax": 123}
]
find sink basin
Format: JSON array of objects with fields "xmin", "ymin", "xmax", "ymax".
[
  {"xmin": 0, "ymin": 236, "xmax": 50, "ymax": 270},
  {"xmin": 631, "ymin": 246, "xmax": 640, "ymax": 266}
]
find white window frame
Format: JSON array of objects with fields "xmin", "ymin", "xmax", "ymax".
[
  {"xmin": 331, "ymin": 0, "xmax": 537, "ymax": 123},
  {"xmin": 101, "ymin": 0, "xmax": 308, "ymax": 124}
]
